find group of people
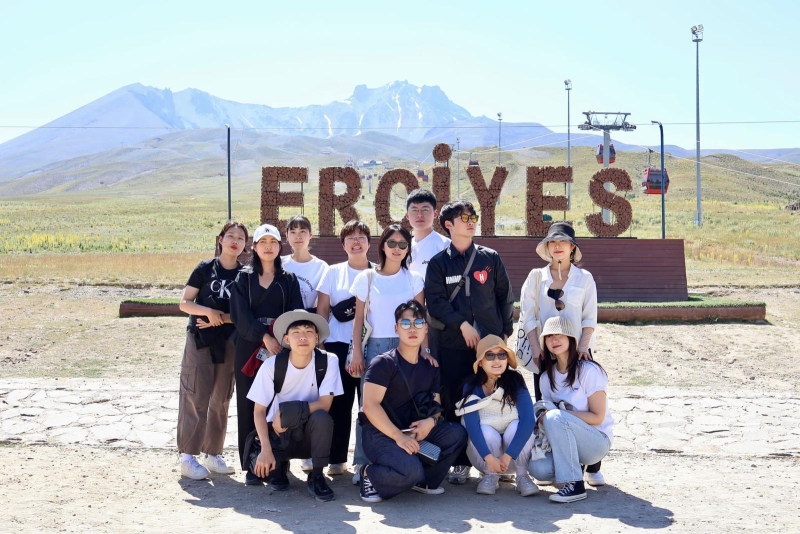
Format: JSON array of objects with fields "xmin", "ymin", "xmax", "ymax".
[{"xmin": 175, "ymin": 189, "xmax": 614, "ymax": 505}]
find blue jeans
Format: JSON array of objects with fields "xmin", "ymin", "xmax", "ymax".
[
  {"xmin": 362, "ymin": 422, "xmax": 468, "ymax": 500},
  {"xmin": 528, "ymin": 409, "xmax": 610, "ymax": 484},
  {"xmin": 353, "ymin": 337, "xmax": 400, "ymax": 466}
]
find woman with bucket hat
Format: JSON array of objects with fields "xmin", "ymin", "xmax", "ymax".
[
  {"xmin": 515, "ymin": 221, "xmax": 604, "ymax": 485},
  {"xmin": 455, "ymin": 335, "xmax": 538, "ymax": 497},
  {"xmin": 528, "ymin": 317, "xmax": 613, "ymax": 503},
  {"xmin": 230, "ymin": 223, "xmax": 304, "ymax": 484}
]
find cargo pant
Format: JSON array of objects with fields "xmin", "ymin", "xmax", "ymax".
[{"xmin": 177, "ymin": 331, "xmax": 236, "ymax": 456}]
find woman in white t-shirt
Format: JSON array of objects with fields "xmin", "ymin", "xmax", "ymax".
[
  {"xmin": 315, "ymin": 220, "xmax": 373, "ymax": 477},
  {"xmin": 281, "ymin": 215, "xmax": 329, "ymax": 313},
  {"xmin": 348, "ymin": 224, "xmax": 425, "ymax": 481},
  {"xmin": 529, "ymin": 317, "xmax": 613, "ymax": 504}
]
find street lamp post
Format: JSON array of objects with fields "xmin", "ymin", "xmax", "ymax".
[
  {"xmin": 564, "ymin": 79, "xmax": 572, "ymax": 209},
  {"xmin": 691, "ymin": 24, "xmax": 704, "ymax": 226},
  {"xmin": 497, "ymin": 112, "xmax": 502, "ymax": 166},
  {"xmin": 651, "ymin": 121, "xmax": 666, "ymax": 239},
  {"xmin": 456, "ymin": 136, "xmax": 461, "ymax": 199},
  {"xmin": 226, "ymin": 124, "xmax": 231, "ymax": 221}
]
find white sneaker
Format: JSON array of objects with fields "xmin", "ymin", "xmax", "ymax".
[
  {"xmin": 300, "ymin": 458, "xmax": 314, "ymax": 473},
  {"xmin": 352, "ymin": 464, "xmax": 363, "ymax": 485},
  {"xmin": 202, "ymin": 454, "xmax": 235, "ymax": 475},
  {"xmin": 412, "ymin": 483, "xmax": 445, "ymax": 495},
  {"xmin": 585, "ymin": 470, "xmax": 606, "ymax": 486},
  {"xmin": 476, "ymin": 474, "xmax": 500, "ymax": 495},
  {"xmin": 327, "ymin": 463, "xmax": 347, "ymax": 476},
  {"xmin": 448, "ymin": 465, "xmax": 470, "ymax": 484},
  {"xmin": 516, "ymin": 474, "xmax": 539, "ymax": 497},
  {"xmin": 181, "ymin": 456, "xmax": 210, "ymax": 480}
]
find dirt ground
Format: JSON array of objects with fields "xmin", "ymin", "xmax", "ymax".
[{"xmin": 1, "ymin": 283, "xmax": 799, "ymax": 533}]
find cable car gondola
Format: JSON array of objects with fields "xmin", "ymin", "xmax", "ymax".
[
  {"xmin": 596, "ymin": 144, "xmax": 616, "ymax": 164},
  {"xmin": 642, "ymin": 167, "xmax": 670, "ymax": 194}
]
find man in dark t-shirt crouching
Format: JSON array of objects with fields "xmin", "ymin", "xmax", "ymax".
[{"xmin": 358, "ymin": 300, "xmax": 468, "ymax": 502}]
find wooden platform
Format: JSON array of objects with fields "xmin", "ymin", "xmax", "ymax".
[
  {"xmin": 307, "ymin": 236, "xmax": 689, "ymax": 303},
  {"xmin": 118, "ymin": 301, "xmax": 765, "ymax": 322}
]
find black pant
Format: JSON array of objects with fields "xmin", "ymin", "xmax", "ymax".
[
  {"xmin": 269, "ymin": 410, "xmax": 335, "ymax": 470},
  {"xmin": 438, "ymin": 346, "xmax": 476, "ymax": 467},
  {"xmin": 234, "ymin": 337, "xmax": 261, "ymax": 470},
  {"xmin": 362, "ymin": 421, "xmax": 467, "ymax": 499},
  {"xmin": 326, "ymin": 341, "xmax": 361, "ymax": 465}
]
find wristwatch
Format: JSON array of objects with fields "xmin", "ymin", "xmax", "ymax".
[{"xmin": 424, "ymin": 348, "xmax": 431, "ymax": 354}]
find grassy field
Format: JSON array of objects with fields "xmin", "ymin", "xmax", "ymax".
[{"xmin": 1, "ymin": 145, "xmax": 799, "ymax": 286}]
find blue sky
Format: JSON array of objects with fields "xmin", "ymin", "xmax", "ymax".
[{"xmin": 1, "ymin": 0, "xmax": 798, "ymax": 149}]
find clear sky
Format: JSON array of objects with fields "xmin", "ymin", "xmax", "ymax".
[{"xmin": 1, "ymin": 0, "xmax": 798, "ymax": 150}]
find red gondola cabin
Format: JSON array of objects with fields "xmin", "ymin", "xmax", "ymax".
[
  {"xmin": 642, "ymin": 168, "xmax": 670, "ymax": 194},
  {"xmin": 596, "ymin": 144, "xmax": 616, "ymax": 164}
]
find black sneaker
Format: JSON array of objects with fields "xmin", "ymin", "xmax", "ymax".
[
  {"xmin": 244, "ymin": 470, "xmax": 265, "ymax": 486},
  {"xmin": 549, "ymin": 480, "xmax": 587, "ymax": 503},
  {"xmin": 269, "ymin": 462, "xmax": 290, "ymax": 491},
  {"xmin": 307, "ymin": 473, "xmax": 335, "ymax": 502},
  {"xmin": 359, "ymin": 464, "xmax": 382, "ymax": 503}
]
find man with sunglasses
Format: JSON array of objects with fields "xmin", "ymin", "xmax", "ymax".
[
  {"xmin": 424, "ymin": 200, "xmax": 515, "ymax": 485},
  {"xmin": 358, "ymin": 300, "xmax": 468, "ymax": 502}
]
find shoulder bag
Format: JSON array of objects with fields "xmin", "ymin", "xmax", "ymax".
[
  {"xmin": 512, "ymin": 268, "xmax": 542, "ymax": 368},
  {"xmin": 345, "ymin": 269, "xmax": 374, "ymax": 377}
]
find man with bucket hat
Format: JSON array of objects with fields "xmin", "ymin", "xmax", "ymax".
[{"xmin": 245, "ymin": 310, "xmax": 344, "ymax": 501}]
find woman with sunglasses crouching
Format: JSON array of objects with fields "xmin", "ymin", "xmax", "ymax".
[
  {"xmin": 455, "ymin": 335, "xmax": 539, "ymax": 497},
  {"xmin": 516, "ymin": 222, "xmax": 603, "ymax": 485},
  {"xmin": 348, "ymin": 224, "xmax": 426, "ymax": 484},
  {"xmin": 529, "ymin": 317, "xmax": 613, "ymax": 503}
]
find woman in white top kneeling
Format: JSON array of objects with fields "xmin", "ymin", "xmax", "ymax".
[{"xmin": 529, "ymin": 317, "xmax": 614, "ymax": 503}]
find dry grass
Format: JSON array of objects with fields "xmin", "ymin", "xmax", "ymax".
[{"xmin": 0, "ymin": 251, "xmax": 205, "ymax": 286}]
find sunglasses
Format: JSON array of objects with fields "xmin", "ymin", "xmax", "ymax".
[
  {"xmin": 547, "ymin": 288, "xmax": 565, "ymax": 312},
  {"xmin": 398, "ymin": 318, "xmax": 426, "ymax": 329},
  {"xmin": 459, "ymin": 214, "xmax": 479, "ymax": 223},
  {"xmin": 386, "ymin": 240, "xmax": 409, "ymax": 250},
  {"xmin": 483, "ymin": 351, "xmax": 508, "ymax": 362}
]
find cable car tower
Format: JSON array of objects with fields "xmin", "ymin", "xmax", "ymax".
[{"xmin": 579, "ymin": 112, "xmax": 636, "ymax": 223}]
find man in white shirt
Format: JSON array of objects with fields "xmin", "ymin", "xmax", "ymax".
[
  {"xmin": 406, "ymin": 189, "xmax": 451, "ymax": 366},
  {"xmin": 247, "ymin": 310, "xmax": 344, "ymax": 501},
  {"xmin": 407, "ymin": 189, "xmax": 450, "ymax": 281}
]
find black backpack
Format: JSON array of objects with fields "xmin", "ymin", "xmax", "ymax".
[
  {"xmin": 243, "ymin": 349, "xmax": 329, "ymax": 471},
  {"xmin": 265, "ymin": 348, "xmax": 329, "ymax": 413}
]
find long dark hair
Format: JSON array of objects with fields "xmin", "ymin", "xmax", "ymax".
[
  {"xmin": 463, "ymin": 366, "xmax": 526, "ymax": 411},
  {"xmin": 250, "ymin": 235, "xmax": 284, "ymax": 276},
  {"xmin": 377, "ymin": 224, "xmax": 412, "ymax": 270},
  {"xmin": 541, "ymin": 335, "xmax": 606, "ymax": 391},
  {"xmin": 214, "ymin": 221, "xmax": 249, "ymax": 257}
]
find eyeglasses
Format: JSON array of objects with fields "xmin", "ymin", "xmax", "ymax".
[
  {"xmin": 344, "ymin": 236, "xmax": 368, "ymax": 244},
  {"xmin": 547, "ymin": 288, "xmax": 565, "ymax": 312},
  {"xmin": 386, "ymin": 240, "xmax": 409, "ymax": 250},
  {"xmin": 459, "ymin": 214, "xmax": 479, "ymax": 223},
  {"xmin": 483, "ymin": 351, "xmax": 508, "ymax": 362},
  {"xmin": 398, "ymin": 318, "xmax": 426, "ymax": 329}
]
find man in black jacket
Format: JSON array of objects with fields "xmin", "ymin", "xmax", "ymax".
[{"xmin": 424, "ymin": 200, "xmax": 514, "ymax": 484}]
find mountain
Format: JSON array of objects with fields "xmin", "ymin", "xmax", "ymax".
[
  {"xmin": 2, "ymin": 81, "xmax": 798, "ymax": 185},
  {"xmin": 0, "ymin": 81, "xmax": 478, "ymax": 180}
]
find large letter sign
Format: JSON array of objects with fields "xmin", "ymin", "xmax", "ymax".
[
  {"xmin": 318, "ymin": 167, "xmax": 362, "ymax": 236},
  {"xmin": 258, "ymin": 144, "xmax": 636, "ymax": 237}
]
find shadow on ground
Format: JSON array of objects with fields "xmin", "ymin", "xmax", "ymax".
[{"xmin": 179, "ymin": 472, "xmax": 674, "ymax": 533}]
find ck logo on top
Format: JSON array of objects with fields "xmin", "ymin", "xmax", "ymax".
[{"xmin": 209, "ymin": 279, "xmax": 234, "ymax": 299}]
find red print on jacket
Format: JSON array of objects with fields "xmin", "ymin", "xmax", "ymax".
[{"xmin": 473, "ymin": 268, "xmax": 491, "ymax": 285}]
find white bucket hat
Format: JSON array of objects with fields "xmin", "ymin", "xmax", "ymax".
[{"xmin": 538, "ymin": 316, "xmax": 578, "ymax": 351}]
